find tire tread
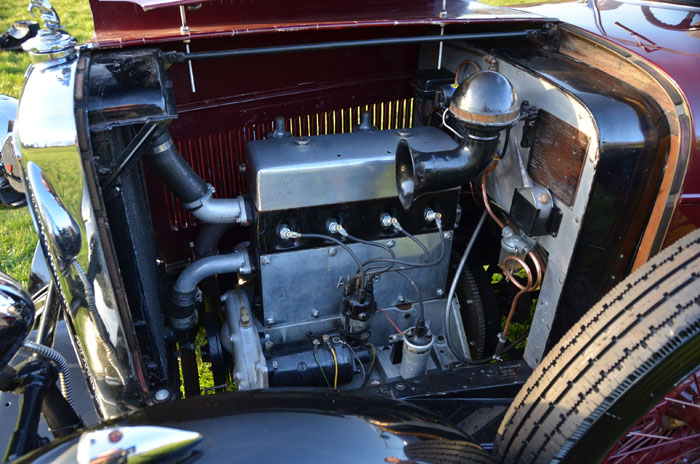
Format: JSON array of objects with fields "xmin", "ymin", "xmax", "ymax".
[{"xmin": 495, "ymin": 230, "xmax": 700, "ymax": 463}]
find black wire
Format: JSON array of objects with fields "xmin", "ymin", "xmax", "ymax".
[
  {"xmin": 394, "ymin": 270, "xmax": 425, "ymax": 322},
  {"xmin": 313, "ymin": 345, "xmax": 332, "ymax": 388},
  {"xmin": 502, "ymin": 332, "xmax": 528, "ymax": 356},
  {"xmin": 301, "ymin": 233, "xmax": 365, "ymax": 284},
  {"xmin": 408, "ymin": 231, "xmax": 431, "ymax": 263},
  {"xmin": 499, "ymin": 126, "xmax": 511, "ymax": 160},
  {"xmin": 452, "ymin": 333, "xmax": 529, "ymax": 366},
  {"xmin": 346, "ymin": 232, "xmax": 396, "ymax": 276},
  {"xmin": 362, "ymin": 223, "xmax": 447, "ymax": 270},
  {"xmin": 396, "ymin": 226, "xmax": 430, "ymax": 263},
  {"xmin": 345, "ymin": 233, "xmax": 396, "ymax": 259}
]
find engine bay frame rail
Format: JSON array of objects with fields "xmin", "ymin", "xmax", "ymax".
[
  {"xmin": 363, "ymin": 359, "xmax": 531, "ymax": 400},
  {"xmin": 364, "ymin": 360, "xmax": 532, "ymax": 443}
]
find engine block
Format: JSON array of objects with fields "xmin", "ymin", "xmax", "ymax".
[{"xmin": 246, "ymin": 127, "xmax": 459, "ymax": 328}]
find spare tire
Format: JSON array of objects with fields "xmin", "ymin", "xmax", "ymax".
[{"xmin": 494, "ymin": 229, "xmax": 700, "ymax": 463}]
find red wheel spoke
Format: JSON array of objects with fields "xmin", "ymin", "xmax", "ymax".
[
  {"xmin": 664, "ymin": 397, "xmax": 700, "ymax": 409},
  {"xmin": 626, "ymin": 431, "xmax": 672, "ymax": 441},
  {"xmin": 609, "ymin": 433, "xmax": 700, "ymax": 459},
  {"xmin": 604, "ymin": 369, "xmax": 700, "ymax": 464}
]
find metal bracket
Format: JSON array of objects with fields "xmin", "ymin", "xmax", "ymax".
[{"xmin": 101, "ymin": 122, "xmax": 157, "ymax": 193}]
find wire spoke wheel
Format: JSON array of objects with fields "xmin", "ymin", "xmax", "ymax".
[{"xmin": 602, "ymin": 367, "xmax": 700, "ymax": 464}]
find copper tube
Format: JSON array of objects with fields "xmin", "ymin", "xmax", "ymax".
[
  {"xmin": 454, "ymin": 59, "xmax": 480, "ymax": 84},
  {"xmin": 481, "ymin": 160, "xmax": 505, "ymax": 229},
  {"xmin": 500, "ymin": 251, "xmax": 543, "ymax": 339}
]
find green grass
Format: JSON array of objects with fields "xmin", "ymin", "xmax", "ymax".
[{"xmin": 0, "ymin": 1, "xmax": 93, "ymax": 286}]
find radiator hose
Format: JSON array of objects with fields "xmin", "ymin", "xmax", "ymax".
[
  {"xmin": 170, "ymin": 243, "xmax": 252, "ymax": 332},
  {"xmin": 145, "ymin": 126, "xmax": 249, "ymax": 225}
]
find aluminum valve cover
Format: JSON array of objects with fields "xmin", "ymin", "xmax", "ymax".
[{"xmin": 246, "ymin": 127, "xmax": 457, "ymax": 212}]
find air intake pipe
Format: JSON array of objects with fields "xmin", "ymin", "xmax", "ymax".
[{"xmin": 396, "ymin": 70, "xmax": 519, "ymax": 210}]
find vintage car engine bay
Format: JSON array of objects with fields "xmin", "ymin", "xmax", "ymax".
[
  {"xmin": 80, "ymin": 32, "xmax": 664, "ymax": 399},
  {"xmin": 6, "ymin": 5, "xmax": 691, "ymax": 448}
]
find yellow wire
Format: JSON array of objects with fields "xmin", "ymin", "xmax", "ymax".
[
  {"xmin": 366, "ymin": 343, "xmax": 376, "ymax": 376},
  {"xmin": 329, "ymin": 345, "xmax": 339, "ymax": 389}
]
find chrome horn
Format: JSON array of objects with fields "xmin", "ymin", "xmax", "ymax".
[
  {"xmin": 0, "ymin": 271, "xmax": 35, "ymax": 368},
  {"xmin": 396, "ymin": 70, "xmax": 518, "ymax": 210}
]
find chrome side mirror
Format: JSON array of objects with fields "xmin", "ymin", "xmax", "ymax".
[
  {"xmin": 26, "ymin": 161, "xmax": 81, "ymax": 267},
  {"xmin": 0, "ymin": 271, "xmax": 35, "ymax": 368}
]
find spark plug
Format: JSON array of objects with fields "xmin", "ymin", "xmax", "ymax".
[
  {"xmin": 327, "ymin": 220, "xmax": 348, "ymax": 238},
  {"xmin": 425, "ymin": 208, "xmax": 443, "ymax": 229},
  {"xmin": 279, "ymin": 225, "xmax": 301, "ymax": 240},
  {"xmin": 380, "ymin": 213, "xmax": 404, "ymax": 232}
]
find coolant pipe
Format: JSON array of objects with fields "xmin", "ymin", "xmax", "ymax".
[
  {"xmin": 195, "ymin": 223, "xmax": 234, "ymax": 258},
  {"xmin": 170, "ymin": 243, "xmax": 251, "ymax": 331},
  {"xmin": 145, "ymin": 126, "xmax": 249, "ymax": 224},
  {"xmin": 395, "ymin": 132, "xmax": 500, "ymax": 210}
]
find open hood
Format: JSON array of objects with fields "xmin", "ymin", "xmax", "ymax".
[{"xmin": 88, "ymin": 0, "xmax": 545, "ymax": 48}]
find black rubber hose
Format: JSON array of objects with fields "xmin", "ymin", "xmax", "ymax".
[
  {"xmin": 144, "ymin": 127, "xmax": 209, "ymax": 204},
  {"xmin": 195, "ymin": 223, "xmax": 234, "ymax": 258},
  {"xmin": 171, "ymin": 248, "xmax": 249, "ymax": 331}
]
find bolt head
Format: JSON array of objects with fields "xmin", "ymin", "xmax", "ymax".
[
  {"xmin": 261, "ymin": 256, "xmax": 271, "ymax": 265},
  {"xmin": 444, "ymin": 231, "xmax": 453, "ymax": 240},
  {"xmin": 395, "ymin": 382, "xmax": 406, "ymax": 391},
  {"xmin": 436, "ymin": 288, "xmax": 444, "ymax": 297},
  {"xmin": 387, "ymin": 240, "xmax": 396, "ymax": 248},
  {"xmin": 272, "ymin": 360, "xmax": 279, "ymax": 369},
  {"xmin": 373, "ymin": 275, "xmax": 381, "ymax": 283},
  {"xmin": 154, "ymin": 389, "xmax": 170, "ymax": 402},
  {"xmin": 397, "ymin": 128, "xmax": 412, "ymax": 137},
  {"xmin": 397, "ymin": 295, "xmax": 405, "ymax": 304},
  {"xmin": 328, "ymin": 247, "xmax": 337, "ymax": 257},
  {"xmin": 294, "ymin": 136, "xmax": 310, "ymax": 146},
  {"xmin": 265, "ymin": 318, "xmax": 275, "ymax": 326},
  {"xmin": 311, "ymin": 309, "xmax": 320, "ymax": 318},
  {"xmin": 368, "ymin": 379, "xmax": 382, "ymax": 387}
]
